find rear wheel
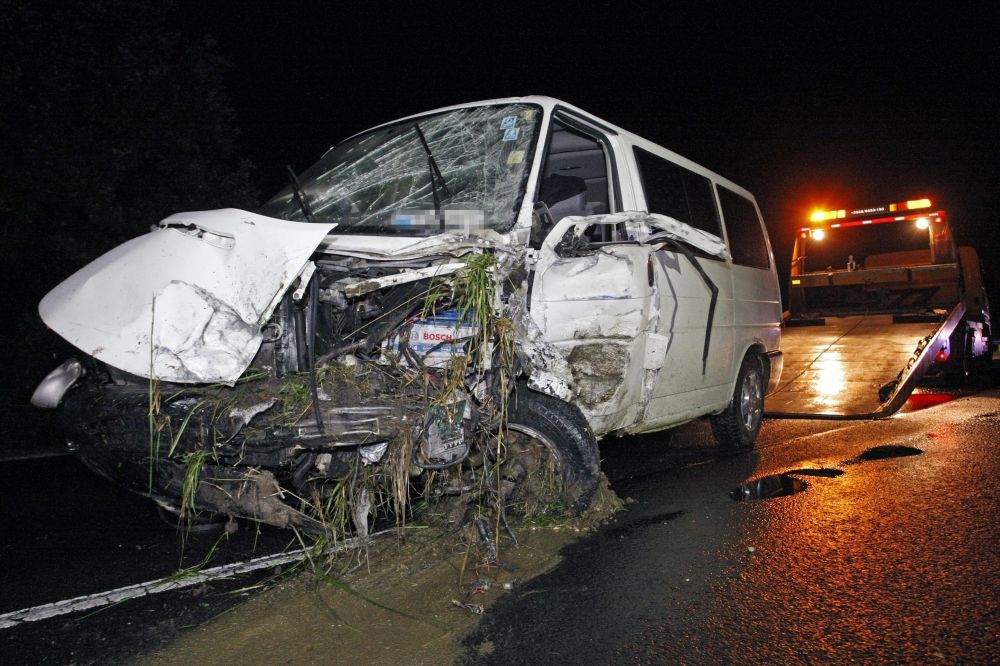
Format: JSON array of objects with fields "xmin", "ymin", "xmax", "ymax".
[
  {"xmin": 711, "ymin": 353, "xmax": 766, "ymax": 449},
  {"xmin": 946, "ymin": 326, "xmax": 977, "ymax": 386},
  {"xmin": 502, "ymin": 389, "xmax": 601, "ymax": 516}
]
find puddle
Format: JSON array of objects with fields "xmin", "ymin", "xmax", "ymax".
[
  {"xmin": 854, "ymin": 445, "xmax": 923, "ymax": 461},
  {"xmin": 730, "ymin": 474, "xmax": 807, "ymax": 501},
  {"xmin": 607, "ymin": 510, "xmax": 684, "ymax": 537},
  {"xmin": 784, "ymin": 468, "xmax": 845, "ymax": 478},
  {"xmin": 729, "ymin": 467, "xmax": 845, "ymax": 501}
]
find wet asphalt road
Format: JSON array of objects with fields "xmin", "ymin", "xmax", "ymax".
[
  {"xmin": 459, "ymin": 390, "xmax": 1000, "ymax": 664},
  {"xmin": 1, "ymin": 389, "xmax": 998, "ymax": 664},
  {"xmin": 0, "ymin": 453, "xmax": 296, "ymax": 664}
]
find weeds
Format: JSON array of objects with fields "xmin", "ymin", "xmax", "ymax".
[
  {"xmin": 179, "ymin": 449, "xmax": 213, "ymax": 520},
  {"xmin": 142, "ymin": 249, "xmax": 574, "ymax": 596}
]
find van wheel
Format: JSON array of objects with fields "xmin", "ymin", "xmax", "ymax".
[
  {"xmin": 711, "ymin": 353, "xmax": 765, "ymax": 449},
  {"xmin": 502, "ymin": 389, "xmax": 601, "ymax": 516}
]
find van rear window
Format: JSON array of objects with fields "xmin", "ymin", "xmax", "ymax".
[{"xmin": 717, "ymin": 186, "xmax": 769, "ymax": 269}]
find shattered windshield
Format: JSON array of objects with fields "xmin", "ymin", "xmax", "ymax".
[{"xmin": 259, "ymin": 103, "xmax": 541, "ymax": 236}]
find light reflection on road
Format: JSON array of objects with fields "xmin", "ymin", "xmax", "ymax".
[{"xmin": 813, "ymin": 352, "xmax": 847, "ymax": 406}]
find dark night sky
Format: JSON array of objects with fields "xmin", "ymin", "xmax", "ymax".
[{"xmin": 170, "ymin": 3, "xmax": 1000, "ymax": 295}]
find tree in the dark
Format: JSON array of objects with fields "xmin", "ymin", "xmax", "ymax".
[{"xmin": 0, "ymin": 0, "xmax": 258, "ymax": 418}]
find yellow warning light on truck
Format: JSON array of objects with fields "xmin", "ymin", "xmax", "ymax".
[
  {"xmin": 810, "ymin": 209, "xmax": 846, "ymax": 223},
  {"xmin": 888, "ymin": 198, "xmax": 932, "ymax": 212}
]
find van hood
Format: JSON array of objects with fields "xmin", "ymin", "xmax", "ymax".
[{"xmin": 39, "ymin": 209, "xmax": 336, "ymax": 384}]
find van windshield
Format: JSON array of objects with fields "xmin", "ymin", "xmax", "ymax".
[{"xmin": 259, "ymin": 103, "xmax": 541, "ymax": 236}]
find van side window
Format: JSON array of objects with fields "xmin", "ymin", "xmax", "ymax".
[
  {"xmin": 539, "ymin": 119, "xmax": 611, "ymax": 222},
  {"xmin": 717, "ymin": 186, "xmax": 770, "ymax": 269},
  {"xmin": 633, "ymin": 147, "xmax": 721, "ymax": 237}
]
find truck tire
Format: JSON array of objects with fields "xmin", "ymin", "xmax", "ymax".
[
  {"xmin": 948, "ymin": 326, "xmax": 980, "ymax": 386},
  {"xmin": 711, "ymin": 352, "xmax": 765, "ymax": 449},
  {"xmin": 503, "ymin": 388, "xmax": 601, "ymax": 515}
]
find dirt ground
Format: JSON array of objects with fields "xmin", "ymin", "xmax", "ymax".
[{"xmin": 139, "ymin": 483, "xmax": 622, "ymax": 665}]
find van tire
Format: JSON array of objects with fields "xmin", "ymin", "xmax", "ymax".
[
  {"xmin": 711, "ymin": 352, "xmax": 766, "ymax": 449},
  {"xmin": 504, "ymin": 388, "xmax": 601, "ymax": 515}
]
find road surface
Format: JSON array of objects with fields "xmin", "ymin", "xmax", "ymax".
[
  {"xmin": 2, "ymin": 386, "xmax": 997, "ymax": 664},
  {"xmin": 460, "ymin": 388, "xmax": 1000, "ymax": 664}
]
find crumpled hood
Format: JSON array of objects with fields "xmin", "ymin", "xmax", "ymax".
[
  {"xmin": 39, "ymin": 209, "xmax": 335, "ymax": 384},
  {"xmin": 316, "ymin": 228, "xmax": 504, "ymax": 260}
]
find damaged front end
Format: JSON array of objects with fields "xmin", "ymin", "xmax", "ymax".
[
  {"xmin": 44, "ymin": 219, "xmax": 521, "ymax": 531},
  {"xmin": 34, "ymin": 101, "xmax": 591, "ymax": 532}
]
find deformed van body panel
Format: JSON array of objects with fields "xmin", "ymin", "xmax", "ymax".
[{"xmin": 39, "ymin": 209, "xmax": 335, "ymax": 384}]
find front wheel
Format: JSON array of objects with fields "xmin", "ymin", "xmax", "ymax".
[
  {"xmin": 502, "ymin": 389, "xmax": 601, "ymax": 516},
  {"xmin": 711, "ymin": 353, "xmax": 766, "ymax": 449}
]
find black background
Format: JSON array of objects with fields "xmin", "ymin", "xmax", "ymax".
[
  {"xmin": 4, "ymin": 1, "xmax": 999, "ymax": 411},
  {"xmin": 172, "ymin": 3, "xmax": 999, "ymax": 291}
]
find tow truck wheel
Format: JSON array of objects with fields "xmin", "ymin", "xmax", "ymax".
[
  {"xmin": 946, "ymin": 327, "xmax": 976, "ymax": 386},
  {"xmin": 711, "ymin": 353, "xmax": 766, "ymax": 449},
  {"xmin": 502, "ymin": 389, "xmax": 601, "ymax": 516}
]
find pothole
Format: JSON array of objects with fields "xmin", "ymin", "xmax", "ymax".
[
  {"xmin": 730, "ymin": 474, "xmax": 807, "ymax": 501},
  {"xmin": 848, "ymin": 445, "xmax": 924, "ymax": 463}
]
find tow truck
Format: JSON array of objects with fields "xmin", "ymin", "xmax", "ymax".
[{"xmin": 765, "ymin": 197, "xmax": 992, "ymax": 418}]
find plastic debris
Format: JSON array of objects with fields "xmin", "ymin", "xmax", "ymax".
[{"xmin": 451, "ymin": 599, "xmax": 484, "ymax": 614}]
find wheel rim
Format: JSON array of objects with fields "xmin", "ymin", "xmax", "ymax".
[
  {"xmin": 506, "ymin": 423, "xmax": 564, "ymax": 468},
  {"xmin": 503, "ymin": 423, "xmax": 565, "ymax": 512},
  {"xmin": 740, "ymin": 367, "xmax": 763, "ymax": 432}
]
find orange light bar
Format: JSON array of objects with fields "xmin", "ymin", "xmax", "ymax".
[
  {"xmin": 889, "ymin": 198, "xmax": 932, "ymax": 212},
  {"xmin": 810, "ymin": 209, "xmax": 846, "ymax": 223}
]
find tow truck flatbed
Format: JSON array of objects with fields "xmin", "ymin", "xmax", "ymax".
[
  {"xmin": 764, "ymin": 312, "xmax": 958, "ymax": 417},
  {"xmin": 766, "ymin": 195, "xmax": 989, "ymax": 419}
]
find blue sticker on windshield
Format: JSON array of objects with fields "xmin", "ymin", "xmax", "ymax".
[
  {"xmin": 502, "ymin": 127, "xmax": 520, "ymax": 142},
  {"xmin": 500, "ymin": 116, "xmax": 517, "ymax": 129}
]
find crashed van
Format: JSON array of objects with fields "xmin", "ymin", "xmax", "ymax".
[{"xmin": 33, "ymin": 96, "xmax": 782, "ymax": 530}]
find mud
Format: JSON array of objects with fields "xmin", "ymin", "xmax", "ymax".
[
  {"xmin": 140, "ymin": 484, "xmax": 622, "ymax": 665},
  {"xmin": 566, "ymin": 342, "xmax": 629, "ymax": 408}
]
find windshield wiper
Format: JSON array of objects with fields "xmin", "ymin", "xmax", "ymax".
[
  {"xmin": 412, "ymin": 123, "xmax": 451, "ymax": 232},
  {"xmin": 285, "ymin": 164, "xmax": 316, "ymax": 224}
]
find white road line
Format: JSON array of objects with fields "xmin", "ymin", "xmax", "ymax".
[{"xmin": 0, "ymin": 530, "xmax": 389, "ymax": 630}]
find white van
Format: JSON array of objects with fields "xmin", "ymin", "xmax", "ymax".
[{"xmin": 34, "ymin": 96, "xmax": 783, "ymax": 528}]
